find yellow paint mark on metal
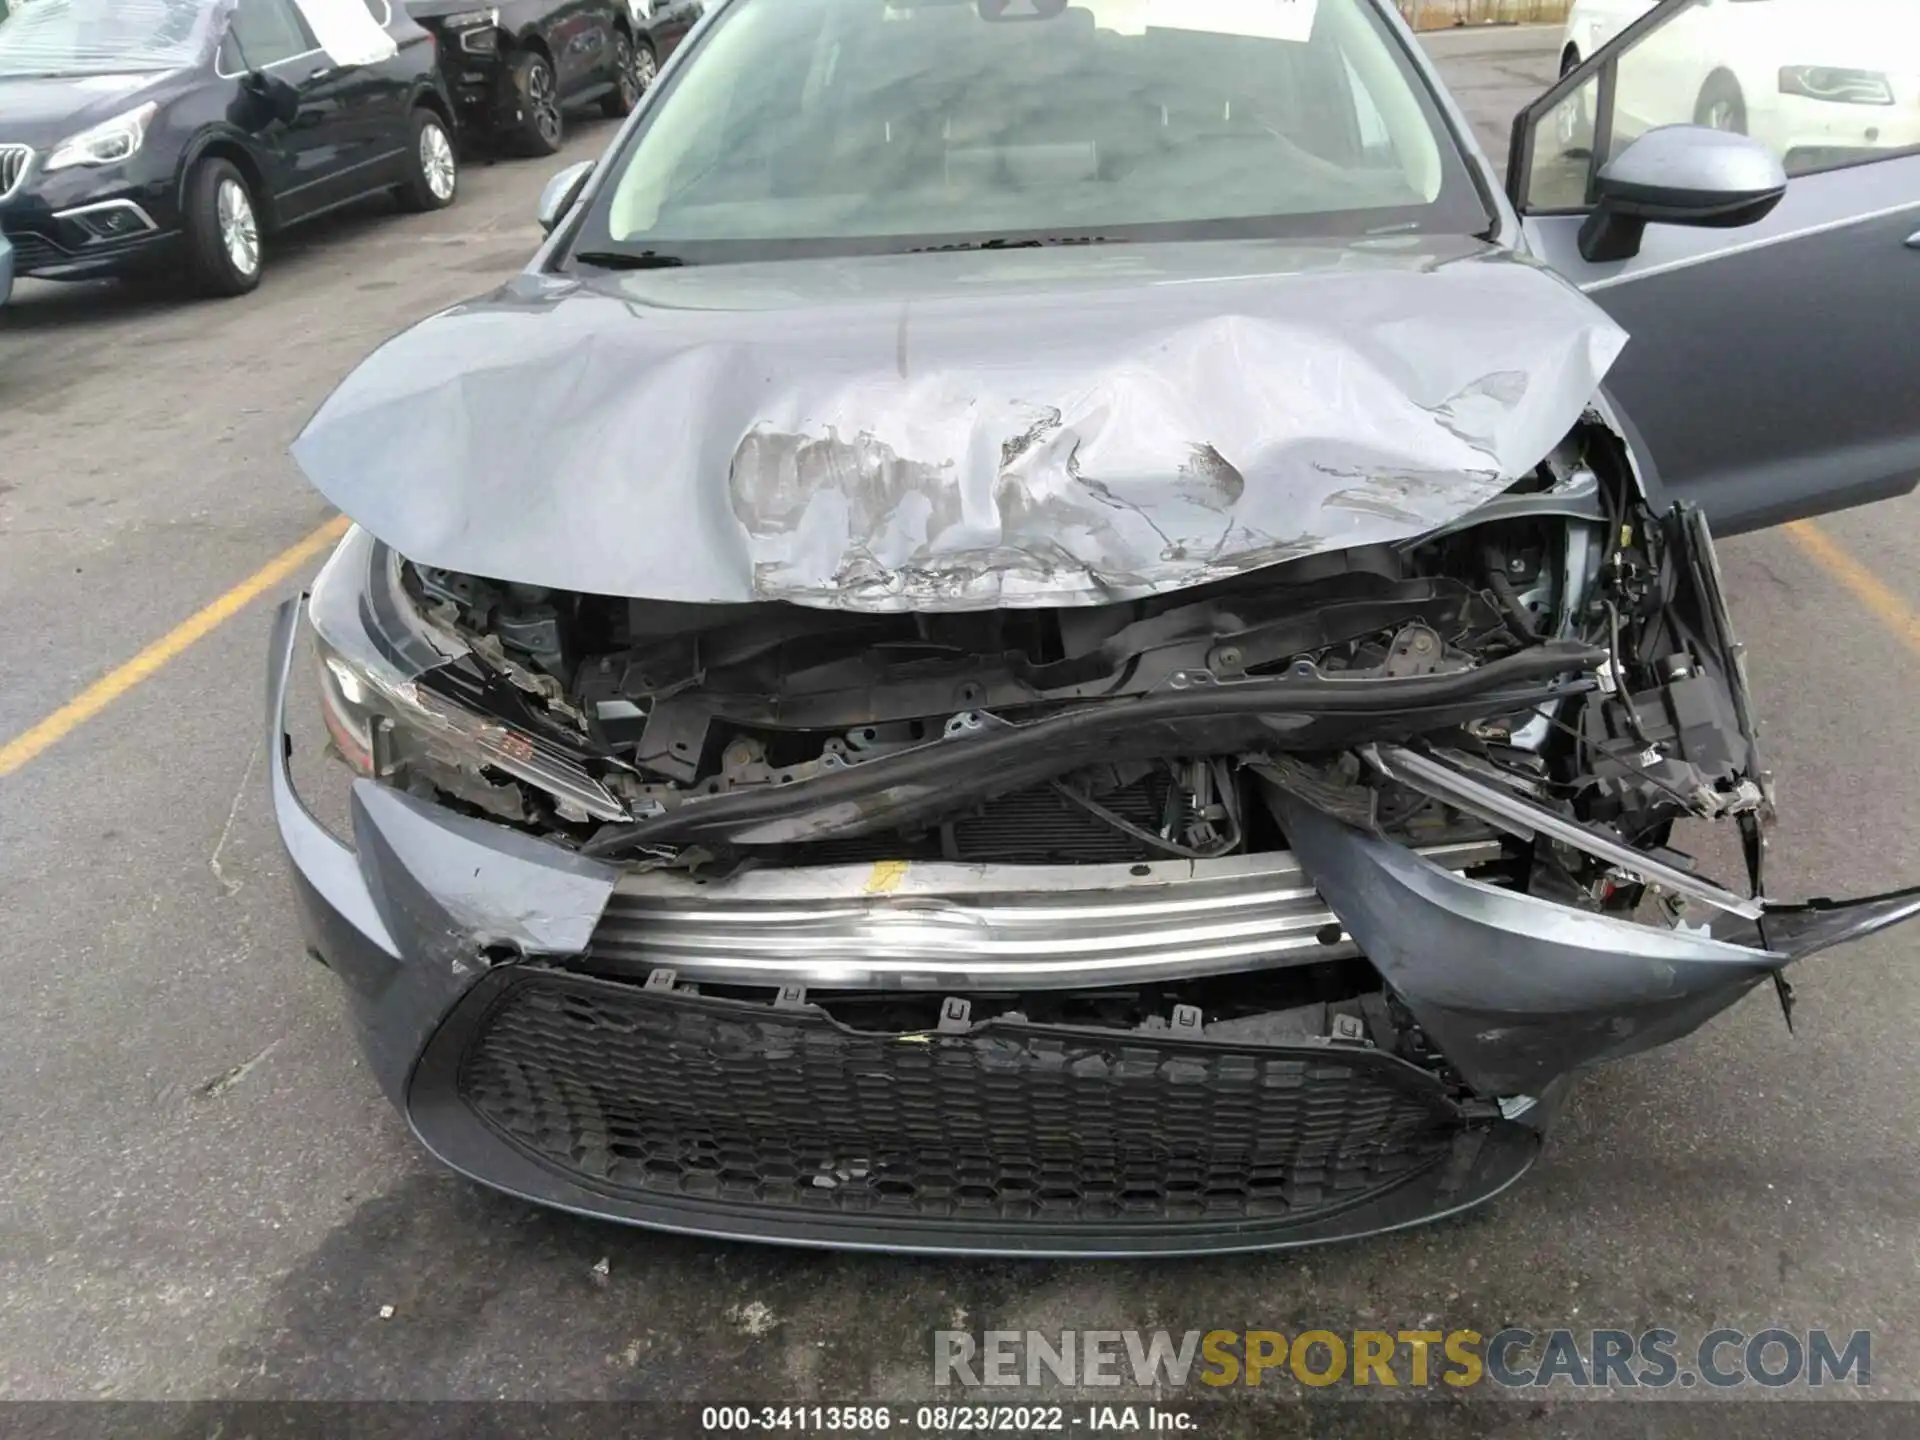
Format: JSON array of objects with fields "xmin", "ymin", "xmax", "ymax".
[
  {"xmin": 1785, "ymin": 519, "xmax": 1920, "ymax": 657},
  {"xmin": 865, "ymin": 859, "xmax": 911, "ymax": 895},
  {"xmin": 0, "ymin": 514, "xmax": 351, "ymax": 779}
]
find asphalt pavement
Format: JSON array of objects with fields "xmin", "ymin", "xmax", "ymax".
[{"xmin": 3, "ymin": 29, "xmax": 1919, "ymax": 1427}]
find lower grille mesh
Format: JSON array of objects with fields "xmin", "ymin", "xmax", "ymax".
[{"xmin": 456, "ymin": 972, "xmax": 1461, "ymax": 1226}]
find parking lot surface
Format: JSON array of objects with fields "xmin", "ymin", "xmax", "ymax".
[{"xmin": 3, "ymin": 30, "xmax": 1920, "ymax": 1425}]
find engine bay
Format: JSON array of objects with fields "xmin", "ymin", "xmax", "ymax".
[{"xmin": 343, "ymin": 415, "xmax": 1769, "ymax": 917}]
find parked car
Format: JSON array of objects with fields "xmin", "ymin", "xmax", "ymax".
[
  {"xmin": 402, "ymin": 0, "xmax": 693, "ymax": 156},
  {"xmin": 0, "ymin": 0, "xmax": 459, "ymax": 298},
  {"xmin": 1561, "ymin": 0, "xmax": 1920, "ymax": 174},
  {"xmin": 271, "ymin": 0, "xmax": 1920, "ymax": 1255}
]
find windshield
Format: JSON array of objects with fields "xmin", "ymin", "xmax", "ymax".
[
  {"xmin": 0, "ymin": 0, "xmax": 224, "ymax": 78},
  {"xmin": 579, "ymin": 0, "xmax": 1488, "ymax": 261}
]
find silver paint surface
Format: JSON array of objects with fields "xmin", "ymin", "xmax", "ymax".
[{"xmin": 291, "ymin": 236, "xmax": 1626, "ymax": 610}]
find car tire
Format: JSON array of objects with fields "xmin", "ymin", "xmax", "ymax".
[
  {"xmin": 396, "ymin": 107, "xmax": 459, "ymax": 212},
  {"xmin": 1695, "ymin": 72, "xmax": 1748, "ymax": 135},
  {"xmin": 509, "ymin": 48, "xmax": 565, "ymax": 157},
  {"xmin": 182, "ymin": 157, "xmax": 263, "ymax": 298},
  {"xmin": 601, "ymin": 31, "xmax": 653, "ymax": 118}
]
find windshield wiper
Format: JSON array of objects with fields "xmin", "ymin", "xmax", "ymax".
[
  {"xmin": 572, "ymin": 249, "xmax": 689, "ymax": 270},
  {"xmin": 907, "ymin": 235, "xmax": 1117, "ymax": 254}
]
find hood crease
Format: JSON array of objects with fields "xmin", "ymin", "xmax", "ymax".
[{"xmin": 292, "ymin": 240, "xmax": 1627, "ymax": 611}]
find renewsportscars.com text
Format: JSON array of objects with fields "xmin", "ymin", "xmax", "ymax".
[{"xmin": 933, "ymin": 1328, "xmax": 1871, "ymax": 1390}]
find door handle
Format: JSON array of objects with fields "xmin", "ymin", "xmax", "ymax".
[{"xmin": 1907, "ymin": 229, "xmax": 1920, "ymax": 251}]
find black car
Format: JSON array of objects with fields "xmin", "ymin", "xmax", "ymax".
[
  {"xmin": 403, "ymin": 0, "xmax": 697, "ymax": 156},
  {"xmin": 0, "ymin": 0, "xmax": 459, "ymax": 297}
]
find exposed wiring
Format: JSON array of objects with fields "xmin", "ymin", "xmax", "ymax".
[
  {"xmin": 1050, "ymin": 759, "xmax": 1242, "ymax": 860},
  {"xmin": 1539, "ymin": 705, "xmax": 1702, "ymax": 816},
  {"xmin": 1604, "ymin": 598, "xmax": 1657, "ymax": 747}
]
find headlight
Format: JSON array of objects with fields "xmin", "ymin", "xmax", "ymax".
[
  {"xmin": 1778, "ymin": 66, "xmax": 1894, "ymax": 106},
  {"xmin": 441, "ymin": 7, "xmax": 501, "ymax": 51},
  {"xmin": 44, "ymin": 103, "xmax": 159, "ymax": 173},
  {"xmin": 308, "ymin": 527, "xmax": 631, "ymax": 823}
]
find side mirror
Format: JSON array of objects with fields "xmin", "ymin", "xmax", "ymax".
[
  {"xmin": 537, "ymin": 161, "xmax": 594, "ymax": 234},
  {"xmin": 240, "ymin": 70, "xmax": 301, "ymax": 128},
  {"xmin": 1578, "ymin": 125, "xmax": 1787, "ymax": 263}
]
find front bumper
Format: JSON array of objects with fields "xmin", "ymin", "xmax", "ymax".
[
  {"xmin": 1764, "ymin": 93, "xmax": 1920, "ymax": 177},
  {"xmin": 411, "ymin": 20, "xmax": 512, "ymax": 134},
  {"xmin": 268, "ymin": 596, "xmax": 1920, "ymax": 1254},
  {"xmin": 1, "ymin": 159, "xmax": 184, "ymax": 281}
]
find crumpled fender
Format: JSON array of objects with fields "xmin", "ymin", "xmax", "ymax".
[
  {"xmin": 1272, "ymin": 789, "xmax": 1778, "ymax": 1096},
  {"xmin": 1272, "ymin": 788, "xmax": 1920, "ymax": 1096},
  {"xmin": 267, "ymin": 597, "xmax": 622, "ymax": 1099}
]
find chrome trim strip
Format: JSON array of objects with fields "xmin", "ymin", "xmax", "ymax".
[
  {"xmin": 587, "ymin": 841, "xmax": 1503, "ymax": 988},
  {"xmin": 0, "ymin": 143, "xmax": 33, "ymax": 202},
  {"xmin": 1369, "ymin": 744, "xmax": 1764, "ymax": 919},
  {"xmin": 52, "ymin": 199, "xmax": 160, "ymax": 233},
  {"xmin": 215, "ymin": 44, "xmax": 327, "ymax": 81}
]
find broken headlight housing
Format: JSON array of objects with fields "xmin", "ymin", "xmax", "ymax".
[{"xmin": 307, "ymin": 527, "xmax": 630, "ymax": 822}]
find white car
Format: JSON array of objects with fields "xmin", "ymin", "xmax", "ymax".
[{"xmin": 1562, "ymin": 0, "xmax": 1920, "ymax": 175}]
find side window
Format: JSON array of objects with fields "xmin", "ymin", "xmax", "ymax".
[
  {"xmin": 221, "ymin": 0, "xmax": 318, "ymax": 71},
  {"xmin": 1519, "ymin": 0, "xmax": 1920, "ymax": 212},
  {"xmin": 360, "ymin": 0, "xmax": 392, "ymax": 25}
]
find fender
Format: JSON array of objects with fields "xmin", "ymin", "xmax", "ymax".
[{"xmin": 174, "ymin": 125, "xmax": 283, "ymax": 232}]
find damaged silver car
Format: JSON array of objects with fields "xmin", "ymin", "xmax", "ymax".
[{"xmin": 269, "ymin": 0, "xmax": 1920, "ymax": 1253}]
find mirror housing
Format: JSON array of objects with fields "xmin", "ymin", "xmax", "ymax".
[
  {"xmin": 239, "ymin": 70, "xmax": 302, "ymax": 129},
  {"xmin": 537, "ymin": 161, "xmax": 594, "ymax": 234},
  {"xmin": 1578, "ymin": 125, "xmax": 1788, "ymax": 263}
]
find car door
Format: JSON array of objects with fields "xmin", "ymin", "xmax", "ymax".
[
  {"xmin": 539, "ymin": 0, "xmax": 612, "ymax": 100},
  {"xmin": 223, "ymin": 0, "xmax": 375, "ymax": 220},
  {"xmin": 1509, "ymin": 0, "xmax": 1920, "ymax": 533},
  {"xmin": 301, "ymin": 0, "xmax": 412, "ymax": 191}
]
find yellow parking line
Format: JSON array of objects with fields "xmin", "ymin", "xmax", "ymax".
[
  {"xmin": 0, "ymin": 514, "xmax": 350, "ymax": 779},
  {"xmin": 1785, "ymin": 518, "xmax": 1920, "ymax": 658}
]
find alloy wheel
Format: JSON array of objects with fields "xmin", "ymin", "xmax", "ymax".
[
  {"xmin": 614, "ymin": 35, "xmax": 641, "ymax": 107},
  {"xmin": 420, "ymin": 121, "xmax": 457, "ymax": 202},
  {"xmin": 529, "ymin": 59, "xmax": 563, "ymax": 147},
  {"xmin": 217, "ymin": 178, "xmax": 259, "ymax": 278}
]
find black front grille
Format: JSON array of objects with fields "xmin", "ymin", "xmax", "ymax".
[
  {"xmin": 0, "ymin": 144, "xmax": 30, "ymax": 198},
  {"xmin": 451, "ymin": 971, "xmax": 1462, "ymax": 1228}
]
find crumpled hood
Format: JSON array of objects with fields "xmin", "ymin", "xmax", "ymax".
[{"xmin": 292, "ymin": 236, "xmax": 1627, "ymax": 611}]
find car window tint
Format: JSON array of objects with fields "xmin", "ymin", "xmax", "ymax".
[
  {"xmin": 224, "ymin": 0, "xmax": 317, "ymax": 68},
  {"xmin": 1526, "ymin": 0, "xmax": 1920, "ymax": 209}
]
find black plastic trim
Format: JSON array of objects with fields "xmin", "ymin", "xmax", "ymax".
[{"xmin": 406, "ymin": 967, "xmax": 1541, "ymax": 1257}]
